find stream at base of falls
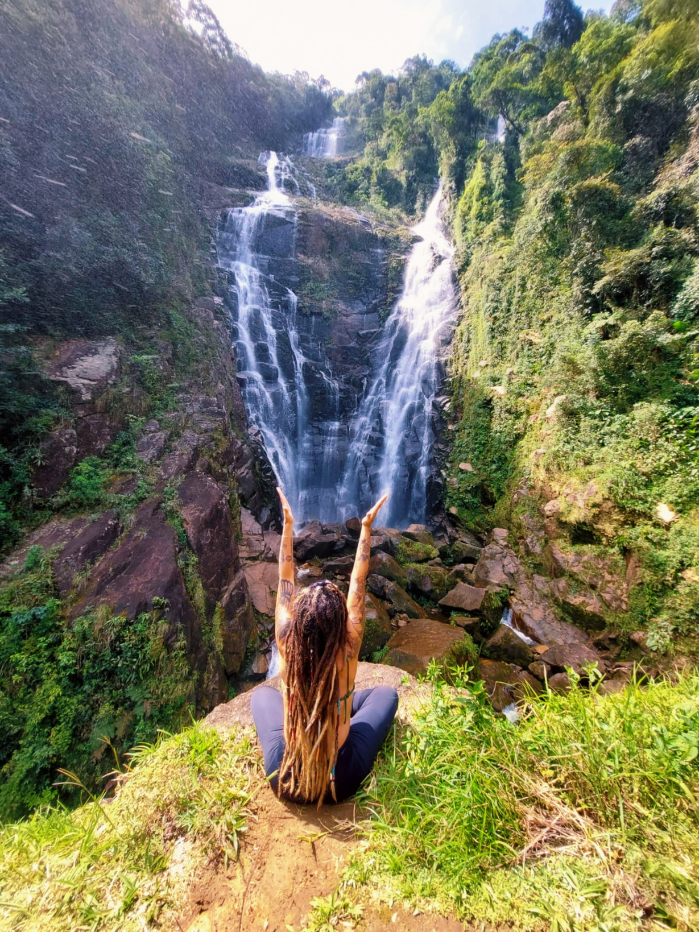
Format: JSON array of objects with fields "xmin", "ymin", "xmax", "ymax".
[{"xmin": 215, "ymin": 149, "xmax": 457, "ymax": 528}]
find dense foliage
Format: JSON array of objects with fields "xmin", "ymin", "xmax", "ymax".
[
  {"xmin": 0, "ymin": 0, "xmax": 330, "ymax": 337},
  {"xmin": 319, "ymin": 56, "xmax": 462, "ymax": 213},
  {"xmin": 430, "ymin": 0, "xmax": 699, "ymax": 644},
  {"xmin": 0, "ymin": 548, "xmax": 193, "ymax": 821}
]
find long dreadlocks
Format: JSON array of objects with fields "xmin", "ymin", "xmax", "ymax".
[{"xmin": 278, "ymin": 580, "xmax": 348, "ymax": 806}]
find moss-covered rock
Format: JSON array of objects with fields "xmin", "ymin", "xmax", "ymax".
[
  {"xmin": 404, "ymin": 563, "xmax": 451, "ymax": 601},
  {"xmin": 395, "ymin": 537, "xmax": 439, "ymax": 565}
]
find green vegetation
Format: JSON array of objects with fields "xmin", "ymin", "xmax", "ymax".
[
  {"xmin": 419, "ymin": 0, "xmax": 699, "ymax": 645},
  {"xmin": 340, "ymin": 668, "xmax": 699, "ymax": 929},
  {"xmin": 0, "ymin": 723, "xmax": 259, "ymax": 930},
  {"xmin": 0, "ymin": 548, "xmax": 194, "ymax": 822},
  {"xmin": 321, "ymin": 57, "xmax": 461, "ymax": 213}
]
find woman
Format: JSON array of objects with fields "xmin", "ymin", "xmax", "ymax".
[{"xmin": 250, "ymin": 488, "xmax": 398, "ymax": 805}]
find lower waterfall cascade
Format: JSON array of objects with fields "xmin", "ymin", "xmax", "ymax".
[{"xmin": 216, "ymin": 151, "xmax": 457, "ymax": 528}]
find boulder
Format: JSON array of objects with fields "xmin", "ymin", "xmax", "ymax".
[
  {"xmin": 360, "ymin": 594, "xmax": 393, "ymax": 659},
  {"xmin": 478, "ymin": 659, "xmax": 542, "ymax": 710},
  {"xmin": 136, "ymin": 430, "xmax": 169, "ymax": 464},
  {"xmin": 345, "ymin": 516, "xmax": 362, "ymax": 539},
  {"xmin": 542, "ymin": 642, "xmax": 605, "ymax": 676},
  {"xmin": 510, "ymin": 579, "xmax": 590, "ymax": 648},
  {"xmin": 449, "ymin": 539, "xmax": 482, "ymax": 563},
  {"xmin": 447, "ymin": 564, "xmax": 475, "ymax": 586},
  {"xmin": 483, "ymin": 625, "xmax": 534, "ymax": 668},
  {"xmin": 473, "ymin": 543, "xmax": 521, "ymax": 589},
  {"xmin": 598, "ymin": 677, "xmax": 626, "ymax": 695},
  {"xmin": 370, "ymin": 527, "xmax": 402, "ymax": 556},
  {"xmin": 53, "ymin": 510, "xmax": 121, "ymax": 595},
  {"xmin": 369, "ymin": 551, "xmax": 408, "ymax": 587},
  {"xmin": 547, "ymin": 672, "xmax": 572, "ymax": 694},
  {"xmin": 385, "ymin": 619, "xmax": 468, "ymax": 677},
  {"xmin": 404, "ymin": 563, "xmax": 450, "ymax": 601},
  {"xmin": 439, "ymin": 582, "xmax": 486, "ymax": 612},
  {"xmin": 549, "ymin": 577, "xmax": 607, "ymax": 630},
  {"xmin": 451, "ymin": 615, "xmax": 483, "ymax": 641},
  {"xmin": 403, "ymin": 524, "xmax": 435, "ymax": 547},
  {"xmin": 394, "ymin": 537, "xmax": 439, "ymax": 565},
  {"xmin": 294, "ymin": 522, "xmax": 344, "ymax": 561},
  {"xmin": 528, "ymin": 660, "xmax": 552, "ymax": 681},
  {"xmin": 367, "ymin": 575, "xmax": 423, "ymax": 618},
  {"xmin": 324, "ymin": 555, "xmax": 356, "ymax": 575}
]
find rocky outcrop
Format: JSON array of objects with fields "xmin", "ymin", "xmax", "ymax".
[
  {"xmin": 53, "ymin": 510, "xmax": 122, "ymax": 595},
  {"xmin": 178, "ymin": 473, "xmax": 255, "ymax": 674},
  {"xmin": 439, "ymin": 582, "xmax": 486, "ymax": 612},
  {"xmin": 384, "ymin": 619, "xmax": 468, "ymax": 676},
  {"xmin": 47, "ymin": 338, "xmax": 121, "ymax": 402}
]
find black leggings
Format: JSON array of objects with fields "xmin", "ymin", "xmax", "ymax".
[{"xmin": 250, "ymin": 685, "xmax": 399, "ymax": 802}]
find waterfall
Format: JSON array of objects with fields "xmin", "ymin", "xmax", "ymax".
[
  {"xmin": 216, "ymin": 157, "xmax": 456, "ymax": 529},
  {"xmin": 216, "ymin": 152, "xmax": 304, "ymax": 510},
  {"xmin": 338, "ymin": 186, "xmax": 456, "ymax": 527},
  {"xmin": 303, "ymin": 117, "xmax": 345, "ymax": 159}
]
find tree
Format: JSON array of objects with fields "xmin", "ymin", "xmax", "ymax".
[
  {"xmin": 471, "ymin": 31, "xmax": 546, "ymax": 135},
  {"xmin": 534, "ymin": 0, "xmax": 585, "ymax": 50}
]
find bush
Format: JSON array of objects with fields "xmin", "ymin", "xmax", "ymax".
[{"xmin": 0, "ymin": 560, "xmax": 194, "ymax": 821}]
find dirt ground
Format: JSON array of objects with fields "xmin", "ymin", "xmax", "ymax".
[{"xmin": 179, "ymin": 783, "xmax": 465, "ymax": 932}]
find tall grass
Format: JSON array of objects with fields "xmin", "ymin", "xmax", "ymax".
[
  {"xmin": 355, "ymin": 670, "xmax": 699, "ymax": 930},
  {"xmin": 0, "ymin": 723, "xmax": 260, "ymax": 932}
]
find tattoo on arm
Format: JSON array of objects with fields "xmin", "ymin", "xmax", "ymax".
[{"xmin": 279, "ymin": 579, "xmax": 293, "ymax": 608}]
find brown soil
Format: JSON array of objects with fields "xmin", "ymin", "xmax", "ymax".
[{"xmin": 179, "ymin": 783, "xmax": 465, "ymax": 932}]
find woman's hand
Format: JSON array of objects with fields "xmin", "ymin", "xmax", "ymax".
[
  {"xmin": 277, "ymin": 487, "xmax": 294, "ymax": 526},
  {"xmin": 362, "ymin": 493, "xmax": 388, "ymax": 528}
]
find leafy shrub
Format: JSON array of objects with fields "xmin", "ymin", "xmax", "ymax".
[
  {"xmin": 0, "ymin": 579, "xmax": 193, "ymax": 821},
  {"xmin": 55, "ymin": 457, "xmax": 111, "ymax": 511}
]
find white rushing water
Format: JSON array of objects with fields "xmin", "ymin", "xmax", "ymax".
[
  {"xmin": 217, "ymin": 150, "xmax": 457, "ymax": 528},
  {"xmin": 216, "ymin": 152, "xmax": 305, "ymax": 510},
  {"xmin": 338, "ymin": 186, "xmax": 457, "ymax": 527},
  {"xmin": 303, "ymin": 117, "xmax": 345, "ymax": 159}
]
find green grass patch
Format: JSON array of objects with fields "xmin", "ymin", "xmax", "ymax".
[
  {"xmin": 349, "ymin": 669, "xmax": 699, "ymax": 930},
  {"xmin": 0, "ymin": 723, "xmax": 259, "ymax": 931}
]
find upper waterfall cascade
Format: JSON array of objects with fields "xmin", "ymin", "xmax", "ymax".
[
  {"xmin": 216, "ymin": 151, "xmax": 457, "ymax": 527},
  {"xmin": 303, "ymin": 117, "xmax": 345, "ymax": 159}
]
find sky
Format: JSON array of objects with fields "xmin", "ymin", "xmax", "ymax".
[{"xmin": 207, "ymin": 0, "xmax": 616, "ymax": 92}]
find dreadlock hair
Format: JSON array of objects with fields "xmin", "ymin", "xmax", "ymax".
[{"xmin": 279, "ymin": 580, "xmax": 348, "ymax": 806}]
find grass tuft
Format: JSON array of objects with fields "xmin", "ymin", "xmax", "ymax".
[
  {"xmin": 0, "ymin": 723, "xmax": 260, "ymax": 931},
  {"xmin": 351, "ymin": 668, "xmax": 699, "ymax": 930}
]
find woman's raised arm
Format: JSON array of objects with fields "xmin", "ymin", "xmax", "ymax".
[
  {"xmin": 346, "ymin": 494, "xmax": 388, "ymax": 656},
  {"xmin": 275, "ymin": 487, "xmax": 295, "ymax": 643}
]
